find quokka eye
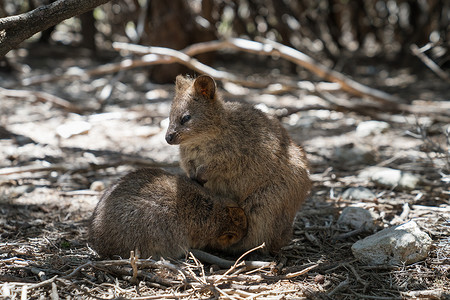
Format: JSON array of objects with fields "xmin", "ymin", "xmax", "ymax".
[{"xmin": 180, "ymin": 114, "xmax": 191, "ymax": 125}]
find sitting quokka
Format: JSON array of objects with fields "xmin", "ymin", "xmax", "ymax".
[
  {"xmin": 165, "ymin": 75, "xmax": 311, "ymax": 254},
  {"xmin": 88, "ymin": 168, "xmax": 247, "ymax": 259}
]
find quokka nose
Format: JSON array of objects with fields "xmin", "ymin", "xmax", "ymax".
[{"xmin": 165, "ymin": 133, "xmax": 175, "ymax": 144}]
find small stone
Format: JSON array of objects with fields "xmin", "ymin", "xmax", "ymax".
[
  {"xmin": 359, "ymin": 167, "xmax": 420, "ymax": 190},
  {"xmin": 356, "ymin": 120, "xmax": 390, "ymax": 137},
  {"xmin": 90, "ymin": 181, "xmax": 105, "ymax": 191},
  {"xmin": 337, "ymin": 207, "xmax": 375, "ymax": 231},
  {"xmin": 341, "ymin": 187, "xmax": 376, "ymax": 201},
  {"xmin": 351, "ymin": 220, "xmax": 432, "ymax": 265}
]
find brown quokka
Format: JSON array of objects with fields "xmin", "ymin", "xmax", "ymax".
[
  {"xmin": 88, "ymin": 168, "xmax": 247, "ymax": 259},
  {"xmin": 165, "ymin": 75, "xmax": 311, "ymax": 254}
]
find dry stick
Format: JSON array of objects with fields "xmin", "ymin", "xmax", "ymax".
[
  {"xmin": 130, "ymin": 251, "xmax": 139, "ymax": 284},
  {"xmin": 343, "ymin": 263, "xmax": 368, "ymax": 287},
  {"xmin": 20, "ymin": 286, "xmax": 27, "ymax": 300},
  {"xmin": 327, "ymin": 275, "xmax": 350, "ymax": 297},
  {"xmin": 410, "ymin": 44, "xmax": 450, "ymax": 83},
  {"xmin": 189, "ymin": 249, "xmax": 271, "ymax": 270},
  {"xmin": 284, "ymin": 264, "xmax": 318, "ymax": 279},
  {"xmin": 63, "ymin": 262, "xmax": 92, "ymax": 279},
  {"xmin": 0, "ymin": 87, "xmax": 83, "ymax": 113},
  {"xmin": 399, "ymin": 203, "xmax": 411, "ymax": 221},
  {"xmin": 27, "ymin": 275, "xmax": 59, "ymax": 290},
  {"xmin": 333, "ymin": 226, "xmax": 367, "ymax": 241},
  {"xmin": 51, "ymin": 282, "xmax": 59, "ymax": 300},
  {"xmin": 214, "ymin": 243, "xmax": 270, "ymax": 284}
]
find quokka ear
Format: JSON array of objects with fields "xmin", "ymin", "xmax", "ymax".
[
  {"xmin": 175, "ymin": 75, "xmax": 192, "ymax": 92},
  {"xmin": 227, "ymin": 207, "xmax": 248, "ymax": 229},
  {"xmin": 193, "ymin": 75, "xmax": 216, "ymax": 100}
]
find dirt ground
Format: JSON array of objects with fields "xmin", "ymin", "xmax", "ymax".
[{"xmin": 0, "ymin": 45, "xmax": 449, "ymax": 299}]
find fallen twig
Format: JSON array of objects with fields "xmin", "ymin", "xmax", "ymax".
[
  {"xmin": 284, "ymin": 264, "xmax": 318, "ymax": 279},
  {"xmin": 0, "ymin": 87, "xmax": 83, "ymax": 113},
  {"xmin": 327, "ymin": 275, "xmax": 350, "ymax": 297},
  {"xmin": 189, "ymin": 249, "xmax": 272, "ymax": 270},
  {"xmin": 27, "ymin": 275, "xmax": 59, "ymax": 290},
  {"xmin": 130, "ymin": 251, "xmax": 139, "ymax": 284},
  {"xmin": 333, "ymin": 226, "xmax": 367, "ymax": 241}
]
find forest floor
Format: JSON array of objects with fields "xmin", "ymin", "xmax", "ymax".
[{"xmin": 0, "ymin": 44, "xmax": 449, "ymax": 299}]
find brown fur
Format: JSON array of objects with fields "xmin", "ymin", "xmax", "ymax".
[
  {"xmin": 166, "ymin": 75, "xmax": 311, "ymax": 254},
  {"xmin": 88, "ymin": 168, "xmax": 247, "ymax": 259}
]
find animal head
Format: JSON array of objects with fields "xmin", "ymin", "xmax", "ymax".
[
  {"xmin": 212, "ymin": 206, "xmax": 248, "ymax": 249},
  {"xmin": 165, "ymin": 75, "xmax": 221, "ymax": 145}
]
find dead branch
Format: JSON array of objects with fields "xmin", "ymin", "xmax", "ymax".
[
  {"xmin": 0, "ymin": 0, "xmax": 111, "ymax": 57},
  {"xmin": 0, "ymin": 87, "xmax": 83, "ymax": 113},
  {"xmin": 410, "ymin": 44, "xmax": 450, "ymax": 83},
  {"xmin": 114, "ymin": 38, "xmax": 402, "ymax": 104}
]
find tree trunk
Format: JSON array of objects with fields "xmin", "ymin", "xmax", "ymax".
[{"xmin": 142, "ymin": 0, "xmax": 216, "ymax": 83}]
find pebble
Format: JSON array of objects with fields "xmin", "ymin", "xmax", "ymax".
[
  {"xmin": 90, "ymin": 181, "xmax": 105, "ymax": 191},
  {"xmin": 356, "ymin": 120, "xmax": 390, "ymax": 137},
  {"xmin": 351, "ymin": 220, "xmax": 432, "ymax": 265},
  {"xmin": 359, "ymin": 166, "xmax": 420, "ymax": 190},
  {"xmin": 337, "ymin": 207, "xmax": 375, "ymax": 231},
  {"xmin": 341, "ymin": 187, "xmax": 376, "ymax": 200}
]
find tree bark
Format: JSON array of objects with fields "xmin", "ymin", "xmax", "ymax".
[{"xmin": 0, "ymin": 0, "xmax": 110, "ymax": 57}]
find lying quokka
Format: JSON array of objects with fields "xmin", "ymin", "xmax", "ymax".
[
  {"xmin": 88, "ymin": 168, "xmax": 247, "ymax": 259},
  {"xmin": 166, "ymin": 75, "xmax": 311, "ymax": 254}
]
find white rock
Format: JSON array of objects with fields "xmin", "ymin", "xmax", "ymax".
[
  {"xmin": 90, "ymin": 181, "xmax": 105, "ymax": 191},
  {"xmin": 351, "ymin": 220, "xmax": 432, "ymax": 265},
  {"xmin": 356, "ymin": 120, "xmax": 390, "ymax": 137},
  {"xmin": 341, "ymin": 187, "xmax": 376, "ymax": 200},
  {"xmin": 359, "ymin": 166, "xmax": 420, "ymax": 190},
  {"xmin": 56, "ymin": 121, "xmax": 92, "ymax": 139},
  {"xmin": 337, "ymin": 207, "xmax": 375, "ymax": 231}
]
